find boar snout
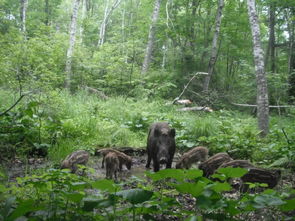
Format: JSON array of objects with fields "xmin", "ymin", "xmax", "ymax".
[{"xmin": 159, "ymin": 157, "xmax": 167, "ymax": 164}]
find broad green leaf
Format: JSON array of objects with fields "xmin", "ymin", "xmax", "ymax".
[
  {"xmin": 71, "ymin": 181, "xmax": 88, "ymax": 190},
  {"xmin": 211, "ymin": 182, "xmax": 232, "ymax": 192},
  {"xmin": 82, "ymin": 196, "xmax": 105, "ymax": 211},
  {"xmin": 174, "ymin": 182, "xmax": 206, "ymax": 198},
  {"xmin": 253, "ymin": 194, "xmax": 285, "ymax": 209},
  {"xmin": 184, "ymin": 169, "xmax": 203, "ymax": 179},
  {"xmin": 146, "ymin": 169, "xmax": 185, "ymax": 181},
  {"xmin": 280, "ymin": 198, "xmax": 295, "ymax": 212},
  {"xmin": 8, "ymin": 199, "xmax": 43, "ymax": 221},
  {"xmin": 63, "ymin": 192, "xmax": 84, "ymax": 203},
  {"xmin": 91, "ymin": 179, "xmax": 119, "ymax": 192},
  {"xmin": 116, "ymin": 188, "xmax": 153, "ymax": 204},
  {"xmin": 216, "ymin": 167, "xmax": 248, "ymax": 178}
]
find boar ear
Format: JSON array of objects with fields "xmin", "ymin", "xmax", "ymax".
[{"xmin": 170, "ymin": 128, "xmax": 176, "ymax": 137}]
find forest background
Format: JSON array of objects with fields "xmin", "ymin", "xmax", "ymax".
[{"xmin": 0, "ymin": 0, "xmax": 295, "ymax": 220}]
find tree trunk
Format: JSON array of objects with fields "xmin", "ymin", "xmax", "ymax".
[
  {"xmin": 141, "ymin": 0, "xmax": 162, "ymax": 74},
  {"xmin": 247, "ymin": 0, "xmax": 269, "ymax": 137},
  {"xmin": 265, "ymin": 3, "xmax": 276, "ymax": 72},
  {"xmin": 65, "ymin": 0, "xmax": 80, "ymax": 90},
  {"xmin": 202, "ymin": 0, "xmax": 224, "ymax": 92},
  {"xmin": 45, "ymin": 0, "xmax": 49, "ymax": 25},
  {"xmin": 98, "ymin": 0, "xmax": 122, "ymax": 47},
  {"xmin": 20, "ymin": 0, "xmax": 28, "ymax": 34},
  {"xmin": 287, "ymin": 8, "xmax": 295, "ymax": 102}
]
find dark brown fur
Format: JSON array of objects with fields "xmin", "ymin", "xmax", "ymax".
[
  {"xmin": 105, "ymin": 152, "xmax": 120, "ymax": 180},
  {"xmin": 96, "ymin": 148, "xmax": 132, "ymax": 170},
  {"xmin": 219, "ymin": 160, "xmax": 255, "ymax": 169},
  {"xmin": 146, "ymin": 122, "xmax": 176, "ymax": 172},
  {"xmin": 199, "ymin": 152, "xmax": 232, "ymax": 177},
  {"xmin": 61, "ymin": 150, "xmax": 89, "ymax": 173},
  {"xmin": 176, "ymin": 146, "xmax": 209, "ymax": 169}
]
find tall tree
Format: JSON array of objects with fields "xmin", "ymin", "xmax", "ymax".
[
  {"xmin": 287, "ymin": 7, "xmax": 295, "ymax": 101},
  {"xmin": 203, "ymin": 0, "xmax": 224, "ymax": 92},
  {"xmin": 264, "ymin": 2, "xmax": 276, "ymax": 72},
  {"xmin": 20, "ymin": 0, "xmax": 28, "ymax": 34},
  {"xmin": 98, "ymin": 0, "xmax": 122, "ymax": 47},
  {"xmin": 247, "ymin": 0, "xmax": 269, "ymax": 137},
  {"xmin": 141, "ymin": 0, "xmax": 161, "ymax": 74},
  {"xmin": 65, "ymin": 0, "xmax": 80, "ymax": 90}
]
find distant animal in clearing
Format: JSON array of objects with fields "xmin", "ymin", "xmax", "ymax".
[
  {"xmin": 146, "ymin": 122, "xmax": 176, "ymax": 172},
  {"xmin": 105, "ymin": 152, "xmax": 120, "ymax": 180},
  {"xmin": 199, "ymin": 152, "xmax": 232, "ymax": 177},
  {"xmin": 176, "ymin": 146, "xmax": 209, "ymax": 169},
  {"xmin": 96, "ymin": 148, "xmax": 132, "ymax": 170},
  {"xmin": 61, "ymin": 150, "xmax": 89, "ymax": 173}
]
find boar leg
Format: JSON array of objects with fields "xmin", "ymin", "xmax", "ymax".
[
  {"xmin": 153, "ymin": 158, "xmax": 160, "ymax": 172},
  {"xmin": 146, "ymin": 154, "xmax": 151, "ymax": 169},
  {"xmin": 166, "ymin": 159, "xmax": 173, "ymax": 169},
  {"xmin": 101, "ymin": 157, "xmax": 105, "ymax": 168}
]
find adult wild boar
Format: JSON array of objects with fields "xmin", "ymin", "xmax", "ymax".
[{"xmin": 146, "ymin": 122, "xmax": 176, "ymax": 172}]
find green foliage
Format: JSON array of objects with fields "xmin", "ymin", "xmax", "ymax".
[{"xmin": 1, "ymin": 168, "xmax": 294, "ymax": 220}]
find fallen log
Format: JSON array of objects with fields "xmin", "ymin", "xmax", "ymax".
[
  {"xmin": 177, "ymin": 106, "xmax": 213, "ymax": 112},
  {"xmin": 231, "ymin": 103, "xmax": 295, "ymax": 108}
]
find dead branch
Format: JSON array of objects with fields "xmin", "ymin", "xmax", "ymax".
[
  {"xmin": 172, "ymin": 72, "xmax": 208, "ymax": 104},
  {"xmin": 231, "ymin": 103, "xmax": 295, "ymax": 108},
  {"xmin": 177, "ymin": 106, "xmax": 213, "ymax": 112},
  {"xmin": 0, "ymin": 94, "xmax": 26, "ymax": 116}
]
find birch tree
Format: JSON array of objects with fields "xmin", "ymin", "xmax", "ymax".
[
  {"xmin": 20, "ymin": 0, "xmax": 28, "ymax": 34},
  {"xmin": 98, "ymin": 0, "xmax": 122, "ymax": 47},
  {"xmin": 203, "ymin": 0, "xmax": 224, "ymax": 92},
  {"xmin": 264, "ymin": 2, "xmax": 276, "ymax": 72},
  {"xmin": 247, "ymin": 0, "xmax": 269, "ymax": 137},
  {"xmin": 65, "ymin": 0, "xmax": 80, "ymax": 90},
  {"xmin": 141, "ymin": 0, "xmax": 161, "ymax": 74}
]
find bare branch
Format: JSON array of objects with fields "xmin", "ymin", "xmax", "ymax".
[
  {"xmin": 231, "ymin": 103, "xmax": 295, "ymax": 108},
  {"xmin": 172, "ymin": 72, "xmax": 208, "ymax": 104}
]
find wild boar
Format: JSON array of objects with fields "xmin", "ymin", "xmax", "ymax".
[
  {"xmin": 199, "ymin": 152, "xmax": 232, "ymax": 177},
  {"xmin": 176, "ymin": 146, "xmax": 209, "ymax": 169},
  {"xmin": 241, "ymin": 168, "xmax": 281, "ymax": 191},
  {"xmin": 146, "ymin": 122, "xmax": 176, "ymax": 172},
  {"xmin": 61, "ymin": 150, "xmax": 89, "ymax": 173},
  {"xmin": 105, "ymin": 152, "xmax": 120, "ymax": 180},
  {"xmin": 96, "ymin": 148, "xmax": 132, "ymax": 170},
  {"xmin": 219, "ymin": 160, "xmax": 255, "ymax": 169}
]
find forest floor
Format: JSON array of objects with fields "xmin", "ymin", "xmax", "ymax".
[{"xmin": 1, "ymin": 148, "xmax": 294, "ymax": 221}]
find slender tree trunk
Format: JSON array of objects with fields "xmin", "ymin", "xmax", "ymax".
[
  {"xmin": 65, "ymin": 0, "xmax": 80, "ymax": 90},
  {"xmin": 45, "ymin": 0, "xmax": 49, "ymax": 25},
  {"xmin": 247, "ymin": 0, "xmax": 269, "ymax": 137},
  {"xmin": 141, "ymin": 0, "xmax": 161, "ymax": 74},
  {"xmin": 203, "ymin": 0, "xmax": 224, "ymax": 92},
  {"xmin": 287, "ymin": 8, "xmax": 295, "ymax": 101},
  {"xmin": 20, "ymin": 0, "xmax": 28, "ymax": 35},
  {"xmin": 98, "ymin": 0, "xmax": 122, "ymax": 47},
  {"xmin": 79, "ymin": 0, "xmax": 86, "ymax": 43},
  {"xmin": 265, "ymin": 3, "xmax": 276, "ymax": 72}
]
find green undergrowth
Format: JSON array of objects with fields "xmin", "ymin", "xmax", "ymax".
[
  {"xmin": 0, "ymin": 89, "xmax": 294, "ymax": 168},
  {"xmin": 0, "ymin": 168, "xmax": 294, "ymax": 220}
]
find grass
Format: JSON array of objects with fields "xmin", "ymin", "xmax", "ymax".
[{"xmin": 1, "ymin": 88, "xmax": 295, "ymax": 166}]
